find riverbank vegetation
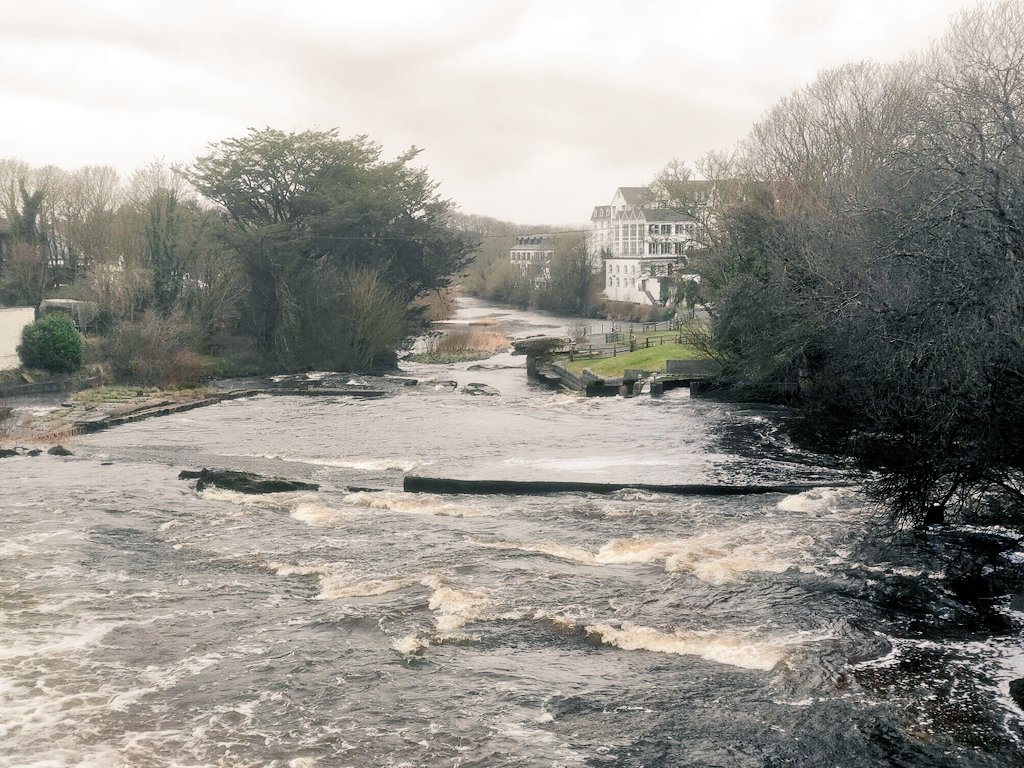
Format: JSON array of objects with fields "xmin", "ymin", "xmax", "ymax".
[
  {"xmin": 679, "ymin": 0, "xmax": 1024, "ymax": 574},
  {"xmin": 406, "ymin": 323, "xmax": 511, "ymax": 364},
  {"xmin": 0, "ymin": 128, "xmax": 476, "ymax": 383},
  {"xmin": 455, "ymin": 222, "xmax": 606, "ymax": 317}
]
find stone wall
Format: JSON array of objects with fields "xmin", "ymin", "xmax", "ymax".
[{"xmin": 665, "ymin": 359, "xmax": 723, "ymax": 377}]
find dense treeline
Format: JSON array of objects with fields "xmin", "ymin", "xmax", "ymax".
[
  {"xmin": 690, "ymin": 0, "xmax": 1024, "ymax": 538},
  {"xmin": 0, "ymin": 128, "xmax": 475, "ymax": 380},
  {"xmin": 453, "ymin": 214, "xmax": 602, "ymax": 316}
]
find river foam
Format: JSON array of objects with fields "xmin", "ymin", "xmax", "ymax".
[
  {"xmin": 343, "ymin": 490, "xmax": 480, "ymax": 517},
  {"xmin": 478, "ymin": 527, "xmax": 817, "ymax": 584},
  {"xmin": 266, "ymin": 561, "xmax": 411, "ymax": 601},
  {"xmin": 584, "ymin": 622, "xmax": 787, "ymax": 671},
  {"xmin": 317, "ymin": 576, "xmax": 412, "ymax": 600},
  {"xmin": 422, "ymin": 575, "xmax": 491, "ymax": 633},
  {"xmin": 196, "ymin": 487, "xmax": 349, "ymax": 527},
  {"xmin": 776, "ymin": 487, "xmax": 858, "ymax": 514},
  {"xmin": 220, "ymin": 451, "xmax": 425, "ymax": 473}
]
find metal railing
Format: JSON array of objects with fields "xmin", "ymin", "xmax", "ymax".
[{"xmin": 568, "ymin": 332, "xmax": 688, "ymax": 360}]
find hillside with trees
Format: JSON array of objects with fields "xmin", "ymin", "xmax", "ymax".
[
  {"xmin": 452, "ymin": 213, "xmax": 601, "ymax": 316},
  {"xmin": 686, "ymin": 0, "xmax": 1024, "ymax": 546},
  {"xmin": 0, "ymin": 128, "xmax": 475, "ymax": 380}
]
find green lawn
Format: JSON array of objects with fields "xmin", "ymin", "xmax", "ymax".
[{"xmin": 562, "ymin": 342, "xmax": 707, "ymax": 378}]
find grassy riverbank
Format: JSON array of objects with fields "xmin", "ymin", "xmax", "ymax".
[{"xmin": 562, "ymin": 342, "xmax": 706, "ymax": 378}]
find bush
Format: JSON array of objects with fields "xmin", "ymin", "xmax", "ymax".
[
  {"xmin": 601, "ymin": 301, "xmax": 672, "ymax": 324},
  {"xmin": 17, "ymin": 314, "xmax": 84, "ymax": 374},
  {"xmin": 101, "ymin": 310, "xmax": 213, "ymax": 386}
]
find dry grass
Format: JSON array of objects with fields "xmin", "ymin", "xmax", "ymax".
[
  {"xmin": 1, "ymin": 413, "xmax": 78, "ymax": 448},
  {"xmin": 408, "ymin": 326, "xmax": 511, "ymax": 363},
  {"xmin": 432, "ymin": 328, "xmax": 509, "ymax": 354},
  {"xmin": 72, "ymin": 385, "xmax": 211, "ymax": 406}
]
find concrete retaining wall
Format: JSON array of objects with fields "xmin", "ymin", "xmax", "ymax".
[
  {"xmin": 0, "ymin": 375, "xmax": 102, "ymax": 398},
  {"xmin": 0, "ymin": 307, "xmax": 35, "ymax": 371},
  {"xmin": 665, "ymin": 359, "xmax": 723, "ymax": 377}
]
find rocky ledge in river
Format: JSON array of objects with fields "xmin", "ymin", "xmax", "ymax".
[{"xmin": 179, "ymin": 468, "xmax": 320, "ymax": 494}]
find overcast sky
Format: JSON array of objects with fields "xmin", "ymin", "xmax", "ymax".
[{"xmin": 1, "ymin": 0, "xmax": 985, "ymax": 224}]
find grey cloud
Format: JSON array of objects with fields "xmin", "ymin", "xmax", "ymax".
[{"xmin": 0, "ymin": 0, "xmax": 984, "ymax": 223}]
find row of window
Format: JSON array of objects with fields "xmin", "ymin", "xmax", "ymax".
[
  {"xmin": 648, "ymin": 242, "xmax": 687, "ymax": 255},
  {"xmin": 608, "ymin": 261, "xmax": 675, "ymax": 275},
  {"xmin": 648, "ymin": 223, "xmax": 696, "ymax": 235},
  {"xmin": 594, "ymin": 223, "xmax": 696, "ymax": 238}
]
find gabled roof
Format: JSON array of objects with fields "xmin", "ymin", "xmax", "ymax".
[{"xmin": 617, "ymin": 187, "xmax": 647, "ymax": 205}]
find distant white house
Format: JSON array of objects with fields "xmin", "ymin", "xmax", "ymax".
[
  {"xmin": 590, "ymin": 186, "xmax": 705, "ymax": 305},
  {"xmin": 509, "ymin": 234, "xmax": 556, "ymax": 283}
]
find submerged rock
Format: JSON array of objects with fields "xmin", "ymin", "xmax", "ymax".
[
  {"xmin": 179, "ymin": 468, "xmax": 319, "ymax": 494},
  {"xmin": 461, "ymin": 382, "xmax": 500, "ymax": 396},
  {"xmin": 1011, "ymin": 679, "xmax": 1024, "ymax": 712}
]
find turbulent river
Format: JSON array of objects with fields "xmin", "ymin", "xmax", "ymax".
[{"xmin": 2, "ymin": 298, "xmax": 1022, "ymax": 767}]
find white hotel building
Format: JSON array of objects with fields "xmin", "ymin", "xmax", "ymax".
[{"xmin": 590, "ymin": 186, "xmax": 703, "ymax": 305}]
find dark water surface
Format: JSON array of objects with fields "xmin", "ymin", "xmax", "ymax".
[{"xmin": 2, "ymin": 299, "xmax": 1022, "ymax": 767}]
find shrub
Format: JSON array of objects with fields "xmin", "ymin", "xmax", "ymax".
[
  {"xmin": 101, "ymin": 310, "xmax": 213, "ymax": 386},
  {"xmin": 601, "ymin": 301, "xmax": 672, "ymax": 324},
  {"xmin": 408, "ymin": 327, "xmax": 511, "ymax": 363},
  {"xmin": 17, "ymin": 314, "xmax": 84, "ymax": 373}
]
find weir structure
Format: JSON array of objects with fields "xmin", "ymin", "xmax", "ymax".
[
  {"xmin": 513, "ymin": 333, "xmax": 724, "ymax": 397},
  {"xmin": 403, "ymin": 476, "xmax": 848, "ymax": 496}
]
